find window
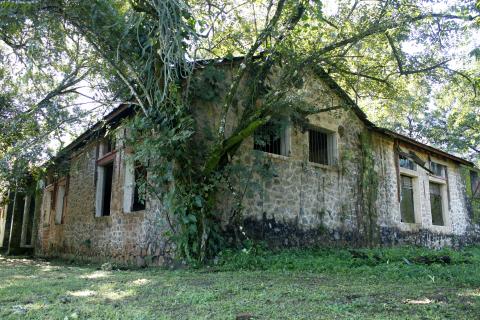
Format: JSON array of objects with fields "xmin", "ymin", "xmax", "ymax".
[
  {"xmin": 105, "ymin": 136, "xmax": 116, "ymax": 154},
  {"xmin": 96, "ymin": 162, "xmax": 113, "ymax": 217},
  {"xmin": 54, "ymin": 183, "xmax": 66, "ymax": 224},
  {"xmin": 124, "ymin": 158, "xmax": 147, "ymax": 213},
  {"xmin": 96, "ymin": 137, "xmax": 116, "ymax": 217},
  {"xmin": 42, "ymin": 188, "xmax": 53, "ymax": 226},
  {"xmin": 399, "ymin": 154, "xmax": 416, "ymax": 170},
  {"xmin": 133, "ymin": 162, "xmax": 147, "ymax": 211},
  {"xmin": 430, "ymin": 161, "xmax": 446, "ymax": 178},
  {"xmin": 308, "ymin": 128, "xmax": 336, "ymax": 165},
  {"xmin": 253, "ymin": 121, "xmax": 289, "ymax": 156},
  {"xmin": 400, "ymin": 175, "xmax": 415, "ymax": 223},
  {"xmin": 429, "ymin": 182, "xmax": 444, "ymax": 226}
]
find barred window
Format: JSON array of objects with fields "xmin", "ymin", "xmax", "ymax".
[
  {"xmin": 308, "ymin": 129, "xmax": 336, "ymax": 165},
  {"xmin": 253, "ymin": 122, "xmax": 289, "ymax": 156}
]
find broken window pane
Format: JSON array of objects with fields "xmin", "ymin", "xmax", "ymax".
[
  {"xmin": 400, "ymin": 175, "xmax": 415, "ymax": 223},
  {"xmin": 430, "ymin": 182, "xmax": 444, "ymax": 226}
]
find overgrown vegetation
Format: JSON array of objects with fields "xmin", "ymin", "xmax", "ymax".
[
  {"xmin": 359, "ymin": 131, "xmax": 379, "ymax": 245},
  {"xmin": 1, "ymin": 246, "xmax": 480, "ymax": 319},
  {"xmin": 460, "ymin": 166, "xmax": 480, "ymax": 223},
  {"xmin": 216, "ymin": 245, "xmax": 479, "ymax": 275},
  {"xmin": 1, "ymin": 0, "xmax": 479, "ymax": 263}
]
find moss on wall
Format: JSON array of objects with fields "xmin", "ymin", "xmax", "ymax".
[
  {"xmin": 460, "ymin": 165, "xmax": 480, "ymax": 224},
  {"xmin": 359, "ymin": 131, "xmax": 379, "ymax": 245}
]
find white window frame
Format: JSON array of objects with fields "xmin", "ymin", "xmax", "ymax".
[
  {"xmin": 42, "ymin": 184, "xmax": 54, "ymax": 227},
  {"xmin": 95, "ymin": 162, "xmax": 114, "ymax": 217},
  {"xmin": 123, "ymin": 154, "xmax": 135, "ymax": 213},
  {"xmin": 398, "ymin": 168, "xmax": 422, "ymax": 225},
  {"xmin": 428, "ymin": 176, "xmax": 450, "ymax": 228},
  {"xmin": 123, "ymin": 154, "xmax": 148, "ymax": 213},
  {"xmin": 95, "ymin": 139, "xmax": 116, "ymax": 217},
  {"xmin": 430, "ymin": 161, "xmax": 447, "ymax": 178},
  {"xmin": 55, "ymin": 181, "xmax": 66, "ymax": 225}
]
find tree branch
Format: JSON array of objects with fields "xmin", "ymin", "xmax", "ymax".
[{"xmin": 385, "ymin": 32, "xmax": 449, "ymax": 75}]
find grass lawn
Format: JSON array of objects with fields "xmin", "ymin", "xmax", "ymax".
[{"xmin": 1, "ymin": 246, "xmax": 480, "ymax": 319}]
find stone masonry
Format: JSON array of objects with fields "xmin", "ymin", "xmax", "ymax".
[{"xmin": 2, "ymin": 65, "xmax": 474, "ymax": 265}]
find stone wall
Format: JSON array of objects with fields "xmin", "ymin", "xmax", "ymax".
[
  {"xmin": 210, "ymin": 71, "xmax": 478, "ymax": 248},
  {"xmin": 35, "ymin": 131, "xmax": 172, "ymax": 266},
  {"xmin": 34, "ymin": 67, "xmax": 479, "ymax": 264},
  {"xmin": 226, "ymin": 115, "xmax": 477, "ymax": 248},
  {"xmin": 228, "ymin": 105, "xmax": 371, "ymax": 246},
  {"xmin": 372, "ymin": 134, "xmax": 475, "ymax": 248}
]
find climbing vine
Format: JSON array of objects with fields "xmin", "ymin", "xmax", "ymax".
[
  {"xmin": 359, "ymin": 131, "xmax": 379, "ymax": 246},
  {"xmin": 4, "ymin": 0, "xmax": 474, "ymax": 265},
  {"xmin": 460, "ymin": 166, "xmax": 480, "ymax": 224}
]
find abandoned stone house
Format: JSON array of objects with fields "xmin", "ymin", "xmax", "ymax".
[{"xmin": 1, "ymin": 62, "xmax": 479, "ymax": 265}]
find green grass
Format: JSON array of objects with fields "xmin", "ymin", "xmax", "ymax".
[{"xmin": 1, "ymin": 246, "xmax": 480, "ymax": 319}]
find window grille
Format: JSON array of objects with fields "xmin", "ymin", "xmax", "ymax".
[{"xmin": 308, "ymin": 129, "xmax": 336, "ymax": 165}]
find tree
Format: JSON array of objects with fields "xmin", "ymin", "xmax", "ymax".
[
  {"xmin": 1, "ymin": 0, "xmax": 479, "ymax": 261},
  {"xmin": 424, "ymin": 60, "xmax": 480, "ymax": 164},
  {"xmin": 362, "ymin": 76, "xmax": 432, "ymax": 141}
]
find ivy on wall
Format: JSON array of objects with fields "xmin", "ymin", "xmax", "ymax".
[
  {"xmin": 460, "ymin": 166, "xmax": 480, "ymax": 224},
  {"xmin": 359, "ymin": 131, "xmax": 379, "ymax": 246}
]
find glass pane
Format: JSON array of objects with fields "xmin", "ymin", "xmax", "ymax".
[
  {"xmin": 399, "ymin": 155, "xmax": 415, "ymax": 170},
  {"xmin": 430, "ymin": 182, "xmax": 444, "ymax": 226},
  {"xmin": 400, "ymin": 176, "xmax": 415, "ymax": 223},
  {"xmin": 430, "ymin": 162, "xmax": 445, "ymax": 177}
]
